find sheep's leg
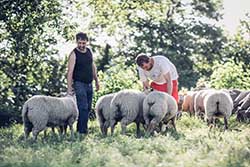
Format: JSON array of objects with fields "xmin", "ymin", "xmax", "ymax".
[
  {"xmin": 32, "ymin": 128, "xmax": 42, "ymax": 141},
  {"xmin": 147, "ymin": 118, "xmax": 159, "ymax": 135},
  {"xmin": 32, "ymin": 122, "xmax": 46, "ymax": 141},
  {"xmin": 189, "ymin": 105, "xmax": 193, "ymax": 117},
  {"xmin": 51, "ymin": 127, "xmax": 56, "ymax": 134},
  {"xmin": 59, "ymin": 126, "xmax": 64, "ymax": 135},
  {"xmin": 120, "ymin": 118, "xmax": 129, "ymax": 135},
  {"xmin": 24, "ymin": 125, "xmax": 32, "ymax": 140},
  {"xmin": 69, "ymin": 124, "xmax": 74, "ymax": 140},
  {"xmin": 58, "ymin": 125, "xmax": 67, "ymax": 136},
  {"xmin": 224, "ymin": 117, "xmax": 228, "ymax": 130},
  {"xmin": 195, "ymin": 109, "xmax": 200, "ymax": 119},
  {"xmin": 49, "ymin": 127, "xmax": 56, "ymax": 137},
  {"xmin": 64, "ymin": 125, "xmax": 67, "ymax": 135},
  {"xmin": 136, "ymin": 122, "xmax": 141, "ymax": 138},
  {"xmin": 144, "ymin": 117, "xmax": 150, "ymax": 127},
  {"xmin": 171, "ymin": 117, "xmax": 177, "ymax": 131},
  {"xmin": 207, "ymin": 118, "xmax": 214, "ymax": 130},
  {"xmin": 58, "ymin": 126, "xmax": 64, "ymax": 140},
  {"xmin": 103, "ymin": 121, "xmax": 109, "ymax": 136},
  {"xmin": 43, "ymin": 127, "xmax": 48, "ymax": 138},
  {"xmin": 110, "ymin": 119, "xmax": 116, "ymax": 136},
  {"xmin": 142, "ymin": 124, "xmax": 148, "ymax": 131},
  {"xmin": 103, "ymin": 126, "xmax": 108, "ymax": 136},
  {"xmin": 155, "ymin": 122, "xmax": 163, "ymax": 133},
  {"xmin": 100, "ymin": 124, "xmax": 105, "ymax": 135}
]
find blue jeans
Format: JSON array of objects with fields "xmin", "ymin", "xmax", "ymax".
[{"xmin": 73, "ymin": 81, "xmax": 93, "ymax": 134}]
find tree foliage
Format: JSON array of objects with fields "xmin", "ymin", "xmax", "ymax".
[
  {"xmin": 209, "ymin": 60, "xmax": 250, "ymax": 89},
  {"xmin": 0, "ymin": 0, "xmax": 69, "ymax": 126},
  {"xmin": 84, "ymin": 0, "xmax": 226, "ymax": 88},
  {"xmin": 93, "ymin": 56, "xmax": 142, "ymax": 106}
]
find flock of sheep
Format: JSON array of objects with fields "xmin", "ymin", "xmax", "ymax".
[
  {"xmin": 21, "ymin": 88, "xmax": 250, "ymax": 141},
  {"xmin": 181, "ymin": 89, "xmax": 250, "ymax": 124}
]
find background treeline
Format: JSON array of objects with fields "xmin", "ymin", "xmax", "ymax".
[{"xmin": 0, "ymin": 0, "xmax": 250, "ymax": 126}]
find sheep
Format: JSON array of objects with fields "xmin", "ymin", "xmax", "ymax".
[
  {"xmin": 22, "ymin": 95, "xmax": 78, "ymax": 141},
  {"xmin": 176, "ymin": 93, "xmax": 185, "ymax": 118},
  {"xmin": 177, "ymin": 93, "xmax": 185, "ymax": 111},
  {"xmin": 182, "ymin": 91, "xmax": 198, "ymax": 116},
  {"xmin": 204, "ymin": 90, "xmax": 233, "ymax": 130},
  {"xmin": 236, "ymin": 107, "xmax": 250, "ymax": 122},
  {"xmin": 143, "ymin": 91, "xmax": 177, "ymax": 135},
  {"xmin": 235, "ymin": 93, "xmax": 250, "ymax": 120},
  {"xmin": 194, "ymin": 89, "xmax": 213, "ymax": 119},
  {"xmin": 237, "ymin": 93, "xmax": 250, "ymax": 111},
  {"xmin": 232, "ymin": 91, "xmax": 250, "ymax": 113},
  {"xmin": 228, "ymin": 89, "xmax": 242, "ymax": 101},
  {"xmin": 109, "ymin": 89, "xmax": 146, "ymax": 137},
  {"xmin": 95, "ymin": 93, "xmax": 116, "ymax": 136}
]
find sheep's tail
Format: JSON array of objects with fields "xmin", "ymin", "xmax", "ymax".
[
  {"xmin": 216, "ymin": 101, "xmax": 220, "ymax": 112},
  {"xmin": 214, "ymin": 100, "xmax": 225, "ymax": 117},
  {"xmin": 22, "ymin": 102, "xmax": 33, "ymax": 129}
]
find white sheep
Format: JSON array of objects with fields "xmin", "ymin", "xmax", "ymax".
[
  {"xmin": 204, "ymin": 90, "xmax": 233, "ymax": 130},
  {"xmin": 194, "ymin": 89, "xmax": 213, "ymax": 119},
  {"xmin": 143, "ymin": 91, "xmax": 177, "ymax": 135},
  {"xmin": 95, "ymin": 93, "xmax": 116, "ymax": 136},
  {"xmin": 109, "ymin": 89, "xmax": 146, "ymax": 137},
  {"xmin": 22, "ymin": 95, "xmax": 78, "ymax": 141}
]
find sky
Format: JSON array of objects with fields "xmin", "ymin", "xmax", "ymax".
[
  {"xmin": 221, "ymin": 0, "xmax": 250, "ymax": 34},
  {"xmin": 58, "ymin": 0, "xmax": 250, "ymax": 57}
]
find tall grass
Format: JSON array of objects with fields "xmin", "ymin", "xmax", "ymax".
[{"xmin": 0, "ymin": 114, "xmax": 250, "ymax": 167}]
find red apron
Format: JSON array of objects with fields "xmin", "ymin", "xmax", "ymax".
[{"xmin": 150, "ymin": 80, "xmax": 179, "ymax": 103}]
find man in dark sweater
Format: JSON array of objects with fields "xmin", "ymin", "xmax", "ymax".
[{"xmin": 67, "ymin": 32, "xmax": 99, "ymax": 138}]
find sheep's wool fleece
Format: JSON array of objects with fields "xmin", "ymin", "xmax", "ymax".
[
  {"xmin": 204, "ymin": 91, "xmax": 233, "ymax": 120},
  {"xmin": 95, "ymin": 93, "xmax": 115, "ymax": 121},
  {"xmin": 22, "ymin": 95, "xmax": 78, "ymax": 126},
  {"xmin": 110, "ymin": 89, "xmax": 146, "ymax": 122},
  {"xmin": 144, "ymin": 91, "xmax": 177, "ymax": 121}
]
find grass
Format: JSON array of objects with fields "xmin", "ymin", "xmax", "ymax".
[{"xmin": 0, "ymin": 114, "xmax": 250, "ymax": 167}]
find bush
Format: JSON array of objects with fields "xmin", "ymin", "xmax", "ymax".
[
  {"xmin": 209, "ymin": 60, "xmax": 250, "ymax": 90},
  {"xmin": 93, "ymin": 56, "xmax": 142, "ymax": 107}
]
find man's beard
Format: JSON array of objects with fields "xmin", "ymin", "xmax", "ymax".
[{"xmin": 78, "ymin": 46, "xmax": 86, "ymax": 51}]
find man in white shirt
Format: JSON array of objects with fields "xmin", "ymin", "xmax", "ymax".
[{"xmin": 136, "ymin": 53, "xmax": 179, "ymax": 102}]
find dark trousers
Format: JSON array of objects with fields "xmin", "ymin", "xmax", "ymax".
[{"xmin": 73, "ymin": 81, "xmax": 93, "ymax": 134}]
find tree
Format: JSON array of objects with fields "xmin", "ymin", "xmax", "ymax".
[
  {"xmin": 0, "ymin": 0, "xmax": 70, "ymax": 126},
  {"xmin": 220, "ymin": 13, "xmax": 250, "ymax": 71},
  {"xmin": 80, "ymin": 0, "xmax": 226, "ymax": 88}
]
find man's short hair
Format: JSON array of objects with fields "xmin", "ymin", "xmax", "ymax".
[
  {"xmin": 135, "ymin": 53, "xmax": 150, "ymax": 67},
  {"xmin": 76, "ymin": 32, "xmax": 88, "ymax": 41}
]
